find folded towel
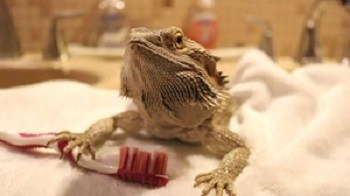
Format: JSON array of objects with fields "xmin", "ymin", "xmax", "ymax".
[
  {"xmin": 231, "ymin": 50, "xmax": 350, "ymax": 195},
  {"xmin": 0, "ymin": 81, "xmax": 214, "ymax": 196},
  {"xmin": 0, "ymin": 50, "xmax": 349, "ymax": 196}
]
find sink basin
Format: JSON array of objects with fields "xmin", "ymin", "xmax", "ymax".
[
  {"xmin": 0, "ymin": 61, "xmax": 100, "ymax": 88},
  {"xmin": 68, "ymin": 44, "xmax": 125, "ymax": 59}
]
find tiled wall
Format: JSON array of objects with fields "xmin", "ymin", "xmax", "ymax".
[{"xmin": 6, "ymin": 0, "xmax": 350, "ymax": 58}]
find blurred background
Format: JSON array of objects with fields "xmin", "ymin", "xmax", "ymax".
[
  {"xmin": 5, "ymin": 0, "xmax": 350, "ymax": 57},
  {"xmin": 0, "ymin": 0, "xmax": 349, "ymax": 89}
]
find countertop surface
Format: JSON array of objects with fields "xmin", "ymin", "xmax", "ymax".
[
  {"xmin": 2, "ymin": 49, "xmax": 336, "ymax": 90},
  {"xmin": 64, "ymin": 55, "xmax": 301, "ymax": 90}
]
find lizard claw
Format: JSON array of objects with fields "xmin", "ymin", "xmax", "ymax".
[
  {"xmin": 47, "ymin": 131, "xmax": 96, "ymax": 160},
  {"xmin": 194, "ymin": 168, "xmax": 237, "ymax": 196}
]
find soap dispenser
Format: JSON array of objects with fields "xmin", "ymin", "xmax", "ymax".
[
  {"xmin": 98, "ymin": 0, "xmax": 130, "ymax": 48},
  {"xmin": 184, "ymin": 0, "xmax": 218, "ymax": 48}
]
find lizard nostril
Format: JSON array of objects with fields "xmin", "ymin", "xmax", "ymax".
[{"xmin": 154, "ymin": 36, "xmax": 162, "ymax": 46}]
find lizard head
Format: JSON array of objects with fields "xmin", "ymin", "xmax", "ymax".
[{"xmin": 121, "ymin": 27, "xmax": 228, "ymax": 110}]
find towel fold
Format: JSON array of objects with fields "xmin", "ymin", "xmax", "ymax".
[{"xmin": 232, "ymin": 50, "xmax": 350, "ymax": 196}]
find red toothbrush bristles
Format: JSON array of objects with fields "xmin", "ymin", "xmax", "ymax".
[
  {"xmin": 154, "ymin": 152, "xmax": 168, "ymax": 175},
  {"xmin": 131, "ymin": 151, "xmax": 151, "ymax": 183},
  {"xmin": 117, "ymin": 146, "xmax": 169, "ymax": 187}
]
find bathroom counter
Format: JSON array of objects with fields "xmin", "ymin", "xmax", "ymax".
[
  {"xmin": 66, "ymin": 56, "xmax": 303, "ymax": 89},
  {"xmin": 8, "ymin": 51, "xmax": 339, "ymax": 90},
  {"xmin": 66, "ymin": 56, "xmax": 241, "ymax": 89}
]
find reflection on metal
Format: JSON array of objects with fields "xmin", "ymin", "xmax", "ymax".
[{"xmin": 43, "ymin": 10, "xmax": 84, "ymax": 61}]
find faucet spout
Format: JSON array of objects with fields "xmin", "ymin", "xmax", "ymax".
[
  {"xmin": 43, "ymin": 10, "xmax": 84, "ymax": 61},
  {"xmin": 294, "ymin": 0, "xmax": 331, "ymax": 64}
]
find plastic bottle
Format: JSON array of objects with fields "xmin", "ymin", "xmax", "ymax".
[
  {"xmin": 98, "ymin": 0, "xmax": 130, "ymax": 48},
  {"xmin": 185, "ymin": 0, "xmax": 218, "ymax": 48}
]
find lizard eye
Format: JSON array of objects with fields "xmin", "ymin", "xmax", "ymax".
[{"xmin": 174, "ymin": 33, "xmax": 185, "ymax": 49}]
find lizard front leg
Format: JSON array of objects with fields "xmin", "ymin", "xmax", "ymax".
[
  {"xmin": 47, "ymin": 111, "xmax": 144, "ymax": 160},
  {"xmin": 195, "ymin": 129, "xmax": 250, "ymax": 196}
]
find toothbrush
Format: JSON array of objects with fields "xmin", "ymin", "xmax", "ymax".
[
  {"xmin": 0, "ymin": 131, "xmax": 169, "ymax": 187},
  {"xmin": 118, "ymin": 146, "xmax": 168, "ymax": 186}
]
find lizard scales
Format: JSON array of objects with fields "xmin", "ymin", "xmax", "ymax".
[{"xmin": 48, "ymin": 27, "xmax": 250, "ymax": 196}]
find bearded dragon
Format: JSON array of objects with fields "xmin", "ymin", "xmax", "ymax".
[{"xmin": 48, "ymin": 27, "xmax": 250, "ymax": 196}]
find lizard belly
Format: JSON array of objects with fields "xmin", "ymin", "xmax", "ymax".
[
  {"xmin": 132, "ymin": 98, "xmax": 212, "ymax": 143},
  {"xmin": 145, "ymin": 123, "xmax": 210, "ymax": 143}
]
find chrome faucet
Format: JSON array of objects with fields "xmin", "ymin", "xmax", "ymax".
[
  {"xmin": 245, "ymin": 16, "xmax": 274, "ymax": 59},
  {"xmin": 339, "ymin": 0, "xmax": 350, "ymax": 66},
  {"xmin": 0, "ymin": 0, "xmax": 21, "ymax": 58},
  {"xmin": 294, "ymin": 0, "xmax": 332, "ymax": 64},
  {"xmin": 43, "ymin": 10, "xmax": 83, "ymax": 61}
]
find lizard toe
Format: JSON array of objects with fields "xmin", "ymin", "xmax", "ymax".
[
  {"xmin": 47, "ymin": 131, "xmax": 75, "ymax": 147},
  {"xmin": 225, "ymin": 183, "xmax": 236, "ymax": 196},
  {"xmin": 47, "ymin": 131, "xmax": 96, "ymax": 160},
  {"xmin": 61, "ymin": 140, "xmax": 83, "ymax": 159},
  {"xmin": 195, "ymin": 168, "xmax": 237, "ymax": 196},
  {"xmin": 194, "ymin": 172, "xmax": 212, "ymax": 187},
  {"xmin": 201, "ymin": 179, "xmax": 217, "ymax": 196}
]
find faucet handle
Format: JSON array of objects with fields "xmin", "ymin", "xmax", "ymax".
[{"xmin": 245, "ymin": 15, "xmax": 274, "ymax": 59}]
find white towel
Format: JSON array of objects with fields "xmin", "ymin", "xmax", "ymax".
[
  {"xmin": 232, "ymin": 50, "xmax": 350, "ymax": 196},
  {"xmin": 0, "ymin": 50, "xmax": 349, "ymax": 196},
  {"xmin": 0, "ymin": 81, "xmax": 215, "ymax": 196}
]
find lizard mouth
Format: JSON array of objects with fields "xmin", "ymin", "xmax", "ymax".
[{"xmin": 127, "ymin": 39, "xmax": 144, "ymax": 47}]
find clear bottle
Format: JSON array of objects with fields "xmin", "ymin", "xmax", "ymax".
[
  {"xmin": 98, "ymin": 0, "xmax": 130, "ymax": 48},
  {"xmin": 185, "ymin": 0, "xmax": 218, "ymax": 48}
]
